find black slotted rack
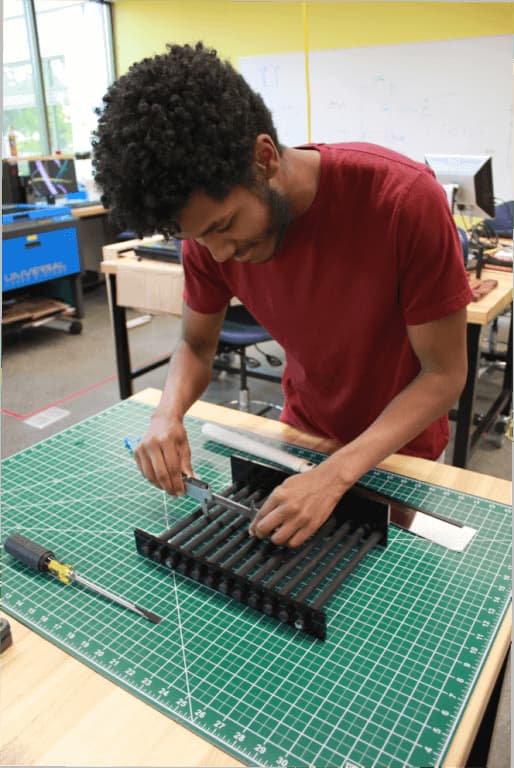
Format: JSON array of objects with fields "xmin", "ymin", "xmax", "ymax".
[{"xmin": 135, "ymin": 456, "xmax": 389, "ymax": 640}]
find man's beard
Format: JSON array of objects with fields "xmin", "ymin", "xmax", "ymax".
[
  {"xmin": 266, "ymin": 185, "xmax": 293, "ymax": 254},
  {"xmin": 251, "ymin": 177, "xmax": 293, "ymax": 258}
]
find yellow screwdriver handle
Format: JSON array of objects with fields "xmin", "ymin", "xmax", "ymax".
[{"xmin": 47, "ymin": 559, "xmax": 74, "ymax": 585}]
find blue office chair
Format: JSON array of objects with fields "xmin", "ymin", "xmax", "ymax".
[
  {"xmin": 214, "ymin": 304, "xmax": 283, "ymax": 416},
  {"xmin": 485, "ymin": 200, "xmax": 513, "ymax": 238},
  {"xmin": 457, "ymin": 227, "xmax": 469, "ymax": 264}
]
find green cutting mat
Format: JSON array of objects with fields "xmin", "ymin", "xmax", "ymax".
[{"xmin": 2, "ymin": 399, "xmax": 511, "ymax": 768}]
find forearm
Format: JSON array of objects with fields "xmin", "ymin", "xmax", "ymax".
[
  {"xmin": 251, "ymin": 310, "xmax": 468, "ymax": 548},
  {"xmin": 326, "ymin": 308, "xmax": 469, "ymax": 488},
  {"xmin": 325, "ymin": 368, "xmax": 464, "ymax": 488},
  {"xmin": 154, "ymin": 338, "xmax": 215, "ymax": 421},
  {"xmin": 135, "ymin": 305, "xmax": 226, "ymax": 495}
]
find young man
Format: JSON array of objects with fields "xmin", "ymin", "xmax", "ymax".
[{"xmin": 93, "ymin": 42, "xmax": 473, "ymax": 548}]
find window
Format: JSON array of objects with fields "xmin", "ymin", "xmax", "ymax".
[
  {"xmin": 2, "ymin": 0, "xmax": 114, "ymax": 158},
  {"xmin": 35, "ymin": 0, "xmax": 114, "ymax": 154},
  {"xmin": 3, "ymin": 0, "xmax": 46, "ymax": 155}
]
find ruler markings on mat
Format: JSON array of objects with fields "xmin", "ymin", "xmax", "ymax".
[{"xmin": 2, "ymin": 399, "xmax": 511, "ymax": 768}]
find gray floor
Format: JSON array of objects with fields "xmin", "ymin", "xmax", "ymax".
[{"xmin": 2, "ymin": 280, "xmax": 511, "ymax": 766}]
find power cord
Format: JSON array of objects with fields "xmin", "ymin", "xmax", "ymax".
[
  {"xmin": 246, "ymin": 355, "xmax": 261, "ymax": 369},
  {"xmin": 254, "ymin": 344, "xmax": 282, "ymax": 367},
  {"xmin": 217, "ymin": 349, "xmax": 282, "ymax": 370}
]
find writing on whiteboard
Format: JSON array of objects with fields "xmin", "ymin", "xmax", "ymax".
[{"xmin": 239, "ymin": 36, "xmax": 512, "ymax": 200}]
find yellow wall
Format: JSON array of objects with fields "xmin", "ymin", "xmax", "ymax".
[
  {"xmin": 112, "ymin": 1, "xmax": 513, "ymax": 76},
  {"xmin": 112, "ymin": 2, "xmax": 303, "ymax": 71}
]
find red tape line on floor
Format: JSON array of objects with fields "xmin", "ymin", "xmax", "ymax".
[{"xmin": 2, "ymin": 374, "xmax": 118, "ymax": 421}]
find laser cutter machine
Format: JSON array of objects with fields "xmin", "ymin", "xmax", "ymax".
[{"xmin": 2, "ymin": 203, "xmax": 81, "ymax": 293}]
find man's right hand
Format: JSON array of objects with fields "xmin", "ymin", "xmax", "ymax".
[
  {"xmin": 133, "ymin": 411, "xmax": 193, "ymax": 497},
  {"xmin": 132, "ymin": 304, "xmax": 227, "ymax": 496}
]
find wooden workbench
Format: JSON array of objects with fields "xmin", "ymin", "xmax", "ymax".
[
  {"xmin": 466, "ymin": 268, "xmax": 513, "ymax": 324},
  {"xmin": 70, "ymin": 203, "xmax": 108, "ymax": 219},
  {"xmin": 1, "ymin": 388, "xmax": 511, "ymax": 767}
]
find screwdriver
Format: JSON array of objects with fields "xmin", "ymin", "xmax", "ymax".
[{"xmin": 4, "ymin": 533, "xmax": 162, "ymax": 624}]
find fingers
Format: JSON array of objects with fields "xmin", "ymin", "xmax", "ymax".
[
  {"xmin": 251, "ymin": 511, "xmax": 314, "ymax": 548},
  {"xmin": 161, "ymin": 437, "xmax": 187, "ymax": 496},
  {"xmin": 179, "ymin": 440, "xmax": 193, "ymax": 478},
  {"xmin": 164, "ymin": 440, "xmax": 193, "ymax": 496},
  {"xmin": 249, "ymin": 502, "xmax": 285, "ymax": 540},
  {"xmin": 134, "ymin": 439, "xmax": 174, "ymax": 494},
  {"xmin": 249, "ymin": 492, "xmax": 314, "ymax": 548},
  {"xmin": 133, "ymin": 421, "xmax": 192, "ymax": 497},
  {"xmin": 284, "ymin": 527, "xmax": 312, "ymax": 549},
  {"xmin": 248, "ymin": 472, "xmax": 339, "ymax": 548},
  {"xmin": 248, "ymin": 498, "xmax": 271, "ymax": 537}
]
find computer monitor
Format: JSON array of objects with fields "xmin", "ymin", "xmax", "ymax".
[
  {"xmin": 424, "ymin": 154, "xmax": 495, "ymax": 219},
  {"xmin": 28, "ymin": 156, "xmax": 78, "ymax": 201}
]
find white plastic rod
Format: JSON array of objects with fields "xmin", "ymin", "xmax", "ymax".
[{"xmin": 201, "ymin": 422, "xmax": 316, "ymax": 474}]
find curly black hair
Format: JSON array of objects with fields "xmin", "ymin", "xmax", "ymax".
[{"xmin": 92, "ymin": 42, "xmax": 281, "ymax": 236}]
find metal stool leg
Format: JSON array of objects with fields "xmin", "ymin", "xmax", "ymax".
[{"xmin": 220, "ymin": 346, "xmax": 282, "ymax": 417}]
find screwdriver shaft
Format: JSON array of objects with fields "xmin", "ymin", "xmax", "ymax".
[
  {"xmin": 4, "ymin": 533, "xmax": 162, "ymax": 624},
  {"xmin": 71, "ymin": 571, "xmax": 161, "ymax": 624}
]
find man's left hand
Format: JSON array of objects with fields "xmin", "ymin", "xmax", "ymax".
[{"xmin": 248, "ymin": 464, "xmax": 348, "ymax": 548}]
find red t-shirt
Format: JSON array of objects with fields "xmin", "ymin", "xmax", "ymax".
[{"xmin": 183, "ymin": 143, "xmax": 473, "ymax": 459}]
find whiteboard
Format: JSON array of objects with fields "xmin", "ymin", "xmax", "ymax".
[{"xmin": 239, "ymin": 36, "xmax": 513, "ymax": 201}]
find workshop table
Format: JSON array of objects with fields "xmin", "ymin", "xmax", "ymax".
[
  {"xmin": 101, "ymin": 238, "xmax": 183, "ymax": 398},
  {"xmin": 71, "ymin": 203, "xmax": 107, "ymax": 219},
  {"xmin": 71, "ymin": 203, "xmax": 119, "ymax": 274},
  {"xmin": 452, "ymin": 268, "xmax": 512, "ymax": 467},
  {"xmin": 101, "ymin": 242, "xmax": 513, "ymax": 468},
  {"xmin": 1, "ymin": 388, "xmax": 511, "ymax": 767},
  {"xmin": 101, "ymin": 239, "xmax": 281, "ymax": 400}
]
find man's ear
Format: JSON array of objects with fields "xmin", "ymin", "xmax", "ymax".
[{"xmin": 253, "ymin": 134, "xmax": 279, "ymax": 178}]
